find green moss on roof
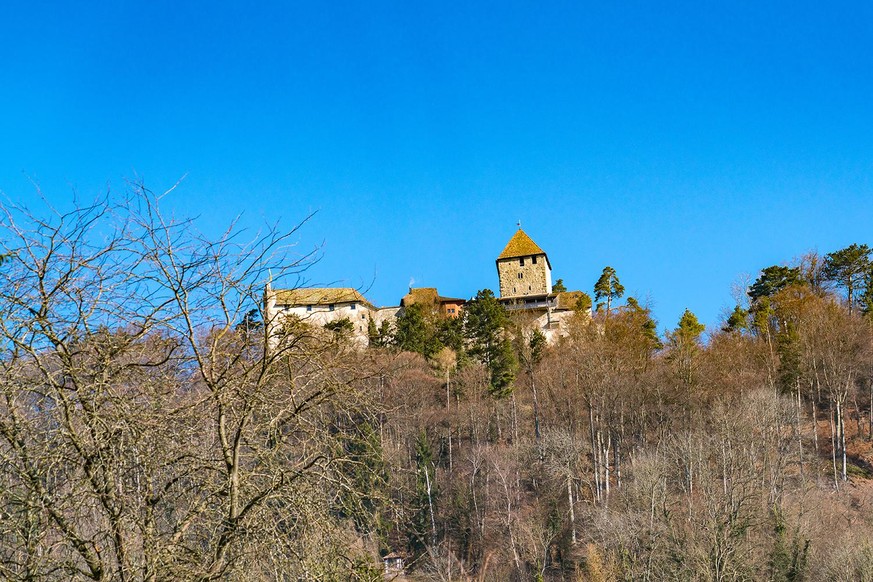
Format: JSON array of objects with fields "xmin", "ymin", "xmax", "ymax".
[
  {"xmin": 556, "ymin": 291, "xmax": 591, "ymax": 311},
  {"xmin": 497, "ymin": 229, "xmax": 547, "ymax": 260},
  {"xmin": 272, "ymin": 287, "xmax": 373, "ymax": 308},
  {"xmin": 401, "ymin": 287, "xmax": 440, "ymax": 307}
]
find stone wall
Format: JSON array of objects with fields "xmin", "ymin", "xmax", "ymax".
[{"xmin": 497, "ymin": 254, "xmax": 552, "ymax": 298}]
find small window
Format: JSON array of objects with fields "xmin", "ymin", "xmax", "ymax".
[
  {"xmin": 532, "ymin": 256, "xmax": 538, "ymax": 264},
  {"xmin": 518, "ymin": 272, "xmax": 523, "ymax": 279},
  {"xmin": 329, "ymin": 304, "xmax": 335, "ymax": 311},
  {"xmin": 361, "ymin": 314, "xmax": 366, "ymax": 320},
  {"xmin": 306, "ymin": 305, "xmax": 312, "ymax": 312},
  {"xmin": 528, "ymin": 285, "xmax": 532, "ymax": 291},
  {"xmin": 519, "ymin": 258, "xmax": 524, "ymax": 266},
  {"xmin": 350, "ymin": 303, "xmax": 356, "ymax": 310}
]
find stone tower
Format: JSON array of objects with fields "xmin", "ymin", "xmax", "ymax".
[{"xmin": 496, "ymin": 229, "xmax": 552, "ymax": 299}]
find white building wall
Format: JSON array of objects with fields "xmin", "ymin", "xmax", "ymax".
[{"xmin": 267, "ymin": 301, "xmax": 373, "ymax": 348}]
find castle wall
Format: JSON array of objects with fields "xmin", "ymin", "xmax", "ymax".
[
  {"xmin": 267, "ymin": 301, "xmax": 373, "ymax": 348},
  {"xmin": 497, "ymin": 254, "xmax": 552, "ymax": 298}
]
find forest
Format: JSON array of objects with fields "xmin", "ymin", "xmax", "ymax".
[{"xmin": 2, "ymin": 189, "xmax": 873, "ymax": 581}]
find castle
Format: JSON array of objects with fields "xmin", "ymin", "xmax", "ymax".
[{"xmin": 265, "ymin": 228, "xmax": 585, "ymax": 347}]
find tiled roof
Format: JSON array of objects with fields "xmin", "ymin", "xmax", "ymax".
[
  {"xmin": 271, "ymin": 287, "xmax": 372, "ymax": 308},
  {"xmin": 497, "ymin": 229, "xmax": 547, "ymax": 260}
]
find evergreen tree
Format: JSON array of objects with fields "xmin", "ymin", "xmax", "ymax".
[
  {"xmin": 410, "ymin": 430, "xmax": 437, "ymax": 555},
  {"xmin": 626, "ymin": 297, "xmax": 663, "ymax": 350},
  {"xmin": 464, "ymin": 289, "xmax": 517, "ymax": 397},
  {"xmin": 324, "ymin": 317, "xmax": 354, "ymax": 341},
  {"xmin": 723, "ymin": 305, "xmax": 750, "ymax": 333},
  {"xmin": 336, "ymin": 420, "xmax": 389, "ymax": 533},
  {"xmin": 436, "ymin": 315, "xmax": 466, "ymax": 362},
  {"xmin": 822, "ymin": 243, "xmax": 872, "ymax": 312},
  {"xmin": 528, "ymin": 328, "xmax": 547, "ymax": 364},
  {"xmin": 860, "ymin": 267, "xmax": 873, "ymax": 320},
  {"xmin": 594, "ymin": 266, "xmax": 624, "ymax": 314},
  {"xmin": 394, "ymin": 303, "xmax": 442, "ymax": 357},
  {"xmin": 464, "ymin": 289, "xmax": 507, "ymax": 366},
  {"xmin": 574, "ymin": 292, "xmax": 593, "ymax": 313},
  {"xmin": 776, "ymin": 322, "xmax": 802, "ymax": 393},
  {"xmin": 667, "ymin": 308, "xmax": 705, "ymax": 384},
  {"xmin": 552, "ymin": 278, "xmax": 567, "ymax": 293},
  {"xmin": 488, "ymin": 337, "xmax": 518, "ymax": 398},
  {"xmin": 748, "ymin": 265, "xmax": 801, "ymax": 302},
  {"xmin": 367, "ymin": 316, "xmax": 380, "ymax": 347}
]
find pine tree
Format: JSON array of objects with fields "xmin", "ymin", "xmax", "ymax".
[
  {"xmin": 860, "ymin": 267, "xmax": 873, "ymax": 320},
  {"xmin": 723, "ymin": 305, "xmax": 750, "ymax": 333},
  {"xmin": 667, "ymin": 308, "xmax": 705, "ymax": 384},
  {"xmin": 749, "ymin": 265, "xmax": 801, "ymax": 302},
  {"xmin": 823, "ymin": 243, "xmax": 872, "ymax": 312},
  {"xmin": 594, "ymin": 266, "xmax": 624, "ymax": 314}
]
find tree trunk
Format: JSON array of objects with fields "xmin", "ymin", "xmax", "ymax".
[
  {"xmin": 425, "ymin": 464, "xmax": 437, "ymax": 548},
  {"xmin": 829, "ymin": 403, "xmax": 839, "ymax": 488},
  {"xmin": 796, "ymin": 380, "xmax": 804, "ymax": 480},
  {"xmin": 838, "ymin": 397, "xmax": 847, "ymax": 482},
  {"xmin": 567, "ymin": 472, "xmax": 576, "ymax": 545},
  {"xmin": 589, "ymin": 402, "xmax": 600, "ymax": 503}
]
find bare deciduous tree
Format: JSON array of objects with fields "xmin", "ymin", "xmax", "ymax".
[{"xmin": 0, "ymin": 186, "xmax": 381, "ymax": 580}]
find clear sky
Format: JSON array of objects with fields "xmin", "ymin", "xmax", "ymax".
[{"xmin": 2, "ymin": 1, "xmax": 872, "ymax": 333}]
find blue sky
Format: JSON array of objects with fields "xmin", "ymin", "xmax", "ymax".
[{"xmin": 2, "ymin": 1, "xmax": 872, "ymax": 332}]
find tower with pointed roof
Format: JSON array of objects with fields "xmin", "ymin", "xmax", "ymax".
[{"xmin": 496, "ymin": 228, "xmax": 553, "ymax": 300}]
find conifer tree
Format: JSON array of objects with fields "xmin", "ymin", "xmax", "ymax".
[
  {"xmin": 667, "ymin": 308, "xmax": 705, "ymax": 384},
  {"xmin": 860, "ymin": 267, "xmax": 873, "ymax": 320},
  {"xmin": 748, "ymin": 265, "xmax": 801, "ymax": 302},
  {"xmin": 367, "ymin": 316, "xmax": 380, "ymax": 347},
  {"xmin": 394, "ymin": 303, "xmax": 442, "ymax": 357},
  {"xmin": 723, "ymin": 305, "xmax": 750, "ymax": 333},
  {"xmin": 594, "ymin": 266, "xmax": 624, "ymax": 314},
  {"xmin": 626, "ymin": 296, "xmax": 662, "ymax": 350},
  {"xmin": 822, "ymin": 243, "xmax": 872, "ymax": 312},
  {"xmin": 464, "ymin": 289, "xmax": 517, "ymax": 397}
]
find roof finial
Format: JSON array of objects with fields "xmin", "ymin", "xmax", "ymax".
[{"xmin": 517, "ymin": 220, "xmax": 522, "ymax": 230}]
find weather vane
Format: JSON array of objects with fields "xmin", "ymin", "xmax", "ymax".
[{"xmin": 517, "ymin": 220, "xmax": 521, "ymax": 229}]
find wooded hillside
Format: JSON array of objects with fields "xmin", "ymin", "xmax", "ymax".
[{"xmin": 1, "ymin": 191, "xmax": 872, "ymax": 581}]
